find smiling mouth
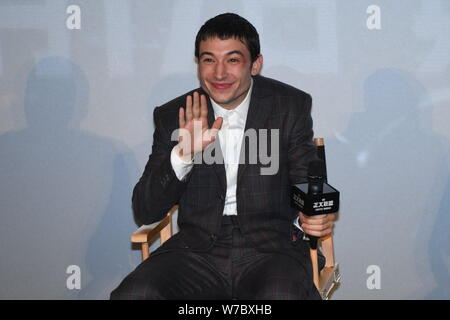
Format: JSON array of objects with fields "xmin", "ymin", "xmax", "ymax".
[{"xmin": 211, "ymin": 82, "xmax": 233, "ymax": 90}]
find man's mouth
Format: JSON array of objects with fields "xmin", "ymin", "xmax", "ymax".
[{"xmin": 211, "ymin": 82, "xmax": 233, "ymax": 90}]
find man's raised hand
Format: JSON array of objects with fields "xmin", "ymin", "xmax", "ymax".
[{"xmin": 177, "ymin": 91, "xmax": 223, "ymax": 161}]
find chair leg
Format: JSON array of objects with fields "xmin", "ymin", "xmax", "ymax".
[
  {"xmin": 141, "ymin": 243, "xmax": 149, "ymax": 261},
  {"xmin": 310, "ymin": 248, "xmax": 320, "ymax": 289},
  {"xmin": 321, "ymin": 235, "xmax": 335, "ymax": 267}
]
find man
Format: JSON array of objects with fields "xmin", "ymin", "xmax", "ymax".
[{"xmin": 111, "ymin": 13, "xmax": 335, "ymax": 300}]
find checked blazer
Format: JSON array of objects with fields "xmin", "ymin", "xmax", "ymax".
[{"xmin": 132, "ymin": 75, "xmax": 318, "ymax": 259}]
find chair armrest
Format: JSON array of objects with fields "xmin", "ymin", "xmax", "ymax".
[{"xmin": 131, "ymin": 206, "xmax": 178, "ymax": 244}]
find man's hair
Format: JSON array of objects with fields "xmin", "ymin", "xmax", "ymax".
[{"xmin": 195, "ymin": 13, "xmax": 260, "ymax": 62}]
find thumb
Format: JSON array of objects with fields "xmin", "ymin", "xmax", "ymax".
[{"xmin": 211, "ymin": 117, "xmax": 223, "ymax": 131}]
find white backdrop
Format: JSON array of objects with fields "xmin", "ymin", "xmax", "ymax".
[{"xmin": 0, "ymin": 0, "xmax": 449, "ymax": 299}]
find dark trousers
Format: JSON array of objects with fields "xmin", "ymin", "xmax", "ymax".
[{"xmin": 110, "ymin": 216, "xmax": 321, "ymax": 300}]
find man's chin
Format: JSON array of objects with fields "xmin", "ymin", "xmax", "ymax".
[
  {"xmin": 208, "ymin": 92, "xmax": 233, "ymax": 105},
  {"xmin": 211, "ymin": 97, "xmax": 237, "ymax": 108}
]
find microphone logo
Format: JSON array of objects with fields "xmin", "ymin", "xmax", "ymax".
[
  {"xmin": 313, "ymin": 199, "xmax": 335, "ymax": 210},
  {"xmin": 293, "ymin": 193, "xmax": 304, "ymax": 207}
]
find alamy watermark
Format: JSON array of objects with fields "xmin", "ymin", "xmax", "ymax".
[
  {"xmin": 66, "ymin": 265, "xmax": 81, "ymax": 290},
  {"xmin": 366, "ymin": 265, "xmax": 381, "ymax": 290},
  {"xmin": 366, "ymin": 5, "xmax": 381, "ymax": 30},
  {"xmin": 171, "ymin": 120, "xmax": 280, "ymax": 176},
  {"xmin": 66, "ymin": 5, "xmax": 81, "ymax": 30}
]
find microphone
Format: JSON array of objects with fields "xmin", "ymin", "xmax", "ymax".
[
  {"xmin": 291, "ymin": 159, "xmax": 340, "ymax": 249},
  {"xmin": 307, "ymin": 159, "xmax": 325, "ymax": 195},
  {"xmin": 314, "ymin": 137, "xmax": 328, "ymax": 183}
]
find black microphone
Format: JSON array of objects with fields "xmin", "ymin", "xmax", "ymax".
[
  {"xmin": 291, "ymin": 159, "xmax": 340, "ymax": 249},
  {"xmin": 304, "ymin": 159, "xmax": 325, "ymax": 249},
  {"xmin": 314, "ymin": 137, "xmax": 327, "ymax": 183},
  {"xmin": 307, "ymin": 159, "xmax": 325, "ymax": 195}
]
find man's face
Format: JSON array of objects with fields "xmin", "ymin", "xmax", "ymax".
[{"xmin": 197, "ymin": 37, "xmax": 263, "ymax": 109}]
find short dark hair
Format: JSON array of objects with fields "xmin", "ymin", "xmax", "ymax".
[{"xmin": 195, "ymin": 13, "xmax": 260, "ymax": 62}]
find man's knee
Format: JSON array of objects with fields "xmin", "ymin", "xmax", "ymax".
[
  {"xmin": 110, "ymin": 276, "xmax": 164, "ymax": 300},
  {"xmin": 252, "ymin": 276, "xmax": 301, "ymax": 299}
]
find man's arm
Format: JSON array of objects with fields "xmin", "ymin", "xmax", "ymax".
[
  {"xmin": 132, "ymin": 92, "xmax": 223, "ymax": 226},
  {"xmin": 132, "ymin": 106, "xmax": 188, "ymax": 226},
  {"xmin": 288, "ymin": 93, "xmax": 316, "ymax": 185},
  {"xmin": 288, "ymin": 93, "xmax": 336, "ymax": 237}
]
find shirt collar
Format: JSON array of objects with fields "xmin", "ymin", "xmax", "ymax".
[{"xmin": 210, "ymin": 78, "xmax": 253, "ymax": 120}]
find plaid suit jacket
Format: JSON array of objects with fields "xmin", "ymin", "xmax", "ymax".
[{"xmin": 133, "ymin": 75, "xmax": 317, "ymax": 258}]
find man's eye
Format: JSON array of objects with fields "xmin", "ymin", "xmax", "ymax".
[
  {"xmin": 229, "ymin": 58, "xmax": 239, "ymax": 63},
  {"xmin": 203, "ymin": 58, "xmax": 214, "ymax": 63}
]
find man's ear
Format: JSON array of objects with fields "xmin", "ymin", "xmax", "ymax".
[{"xmin": 251, "ymin": 54, "xmax": 263, "ymax": 76}]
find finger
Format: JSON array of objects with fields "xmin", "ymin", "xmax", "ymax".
[
  {"xmin": 211, "ymin": 117, "xmax": 223, "ymax": 131},
  {"xmin": 300, "ymin": 212, "xmax": 322, "ymax": 220},
  {"xmin": 200, "ymin": 94, "xmax": 208, "ymax": 119},
  {"xmin": 179, "ymin": 107, "xmax": 185, "ymax": 128},
  {"xmin": 304, "ymin": 228, "xmax": 333, "ymax": 238},
  {"xmin": 301, "ymin": 221, "xmax": 333, "ymax": 232},
  {"xmin": 193, "ymin": 91, "xmax": 200, "ymax": 119},
  {"xmin": 301, "ymin": 214, "xmax": 328, "ymax": 225},
  {"xmin": 301, "ymin": 221, "xmax": 333, "ymax": 230},
  {"xmin": 186, "ymin": 95, "xmax": 193, "ymax": 122},
  {"xmin": 308, "ymin": 217, "xmax": 329, "ymax": 225},
  {"xmin": 307, "ymin": 214, "xmax": 327, "ymax": 219},
  {"xmin": 300, "ymin": 212, "xmax": 337, "ymax": 221},
  {"xmin": 205, "ymin": 117, "xmax": 222, "ymax": 142},
  {"xmin": 207, "ymin": 128, "xmax": 220, "ymax": 143}
]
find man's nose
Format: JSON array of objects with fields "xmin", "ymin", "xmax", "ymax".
[{"xmin": 214, "ymin": 62, "xmax": 227, "ymax": 80}]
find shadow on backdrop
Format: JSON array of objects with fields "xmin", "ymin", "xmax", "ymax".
[
  {"xmin": 326, "ymin": 68, "xmax": 449, "ymax": 299},
  {"xmin": 0, "ymin": 56, "xmax": 139, "ymax": 299},
  {"xmin": 425, "ymin": 173, "xmax": 450, "ymax": 299}
]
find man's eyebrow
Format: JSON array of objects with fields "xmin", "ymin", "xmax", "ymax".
[
  {"xmin": 199, "ymin": 51, "xmax": 214, "ymax": 58},
  {"xmin": 198, "ymin": 50, "xmax": 245, "ymax": 58},
  {"xmin": 226, "ymin": 50, "xmax": 244, "ymax": 57}
]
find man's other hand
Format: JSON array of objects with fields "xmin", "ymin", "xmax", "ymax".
[{"xmin": 298, "ymin": 212, "xmax": 336, "ymax": 238}]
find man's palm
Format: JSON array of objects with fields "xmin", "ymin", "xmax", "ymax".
[{"xmin": 178, "ymin": 91, "xmax": 223, "ymax": 158}]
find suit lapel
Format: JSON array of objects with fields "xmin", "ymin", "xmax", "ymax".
[
  {"xmin": 237, "ymin": 76, "xmax": 273, "ymax": 184},
  {"xmin": 204, "ymin": 91, "xmax": 227, "ymax": 193}
]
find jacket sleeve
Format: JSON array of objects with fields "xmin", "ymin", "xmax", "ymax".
[
  {"xmin": 288, "ymin": 93, "xmax": 318, "ymax": 185},
  {"xmin": 132, "ymin": 106, "xmax": 189, "ymax": 226}
]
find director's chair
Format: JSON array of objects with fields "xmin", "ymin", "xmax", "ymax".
[{"xmin": 131, "ymin": 138, "xmax": 341, "ymax": 299}]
